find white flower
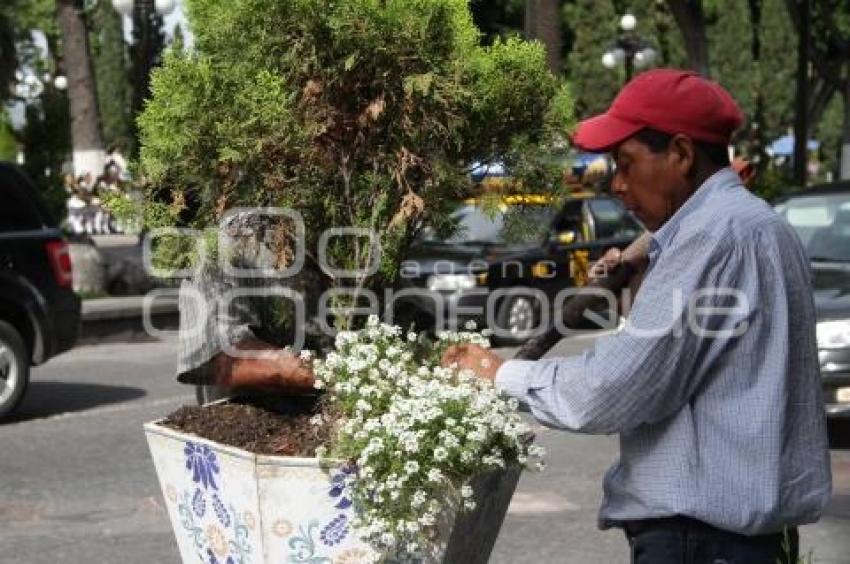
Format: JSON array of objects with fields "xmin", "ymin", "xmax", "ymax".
[
  {"xmin": 380, "ymin": 532, "xmax": 396, "ymax": 547},
  {"xmin": 404, "ymin": 460, "xmax": 420, "ymax": 475},
  {"xmin": 427, "ymin": 468, "xmax": 443, "ymax": 483},
  {"xmin": 433, "ymin": 447, "xmax": 448, "ymax": 461},
  {"xmin": 309, "ymin": 414, "xmax": 324, "ymax": 426},
  {"xmin": 464, "ymin": 320, "xmax": 477, "ymax": 330},
  {"xmin": 313, "ymin": 378, "xmax": 325, "ymax": 390},
  {"xmin": 463, "ymin": 499, "xmax": 477, "ymax": 511},
  {"xmin": 299, "ymin": 349, "xmax": 313, "ymax": 361},
  {"xmin": 460, "ymin": 485, "xmax": 473, "ymax": 499}
]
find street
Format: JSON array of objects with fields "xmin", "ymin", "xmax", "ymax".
[{"xmin": 1, "ymin": 337, "xmax": 849, "ymax": 563}]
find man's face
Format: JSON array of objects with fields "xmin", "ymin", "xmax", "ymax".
[{"xmin": 610, "ymin": 137, "xmax": 690, "ymax": 232}]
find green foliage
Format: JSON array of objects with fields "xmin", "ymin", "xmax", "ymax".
[
  {"xmin": 20, "ymin": 89, "xmax": 72, "ymax": 221},
  {"xmin": 757, "ymin": 0, "xmax": 796, "ymax": 141},
  {"xmin": 89, "ymin": 0, "xmax": 133, "ymax": 154},
  {"xmin": 0, "ymin": 108, "xmax": 16, "ymax": 161},
  {"xmin": 564, "ymin": 0, "xmax": 620, "ymax": 118},
  {"xmin": 708, "ymin": 0, "xmax": 755, "ymax": 118},
  {"xmin": 138, "ymin": 0, "xmax": 572, "ymax": 308}
]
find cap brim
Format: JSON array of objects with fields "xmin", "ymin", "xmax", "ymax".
[{"xmin": 572, "ymin": 113, "xmax": 644, "ymax": 152}]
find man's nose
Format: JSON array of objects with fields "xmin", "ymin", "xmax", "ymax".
[{"xmin": 611, "ymin": 173, "xmax": 627, "ymax": 196}]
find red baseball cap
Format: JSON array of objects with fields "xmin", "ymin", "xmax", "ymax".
[{"xmin": 572, "ymin": 69, "xmax": 744, "ymax": 152}]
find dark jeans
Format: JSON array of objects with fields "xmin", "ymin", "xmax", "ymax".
[{"xmin": 624, "ymin": 516, "xmax": 799, "ymax": 564}]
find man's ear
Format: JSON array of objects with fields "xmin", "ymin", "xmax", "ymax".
[{"xmin": 668, "ymin": 134, "xmax": 696, "ymax": 177}]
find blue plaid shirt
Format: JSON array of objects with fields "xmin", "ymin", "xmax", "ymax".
[{"xmin": 496, "ymin": 168, "xmax": 832, "ymax": 534}]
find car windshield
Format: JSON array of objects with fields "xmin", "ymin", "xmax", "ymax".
[
  {"xmin": 421, "ymin": 203, "xmax": 557, "ymax": 246},
  {"xmin": 777, "ymin": 192, "xmax": 850, "ymax": 262}
]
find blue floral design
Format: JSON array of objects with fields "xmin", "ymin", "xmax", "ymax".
[
  {"xmin": 328, "ymin": 464, "xmax": 355, "ymax": 510},
  {"xmin": 192, "ymin": 488, "xmax": 206, "ymax": 518},
  {"xmin": 212, "ymin": 493, "xmax": 231, "ymax": 528},
  {"xmin": 184, "ymin": 441, "xmax": 220, "ymax": 491},
  {"xmin": 319, "ymin": 514, "xmax": 349, "ymax": 546},
  {"xmin": 288, "ymin": 521, "xmax": 332, "ymax": 563},
  {"xmin": 206, "ymin": 548, "xmax": 235, "ymax": 564}
]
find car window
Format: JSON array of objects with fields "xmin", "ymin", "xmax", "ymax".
[
  {"xmin": 421, "ymin": 203, "xmax": 556, "ymax": 246},
  {"xmin": 587, "ymin": 198, "xmax": 642, "ymax": 240},
  {"xmin": 777, "ymin": 193, "xmax": 850, "ymax": 262},
  {"xmin": 0, "ymin": 170, "xmax": 43, "ymax": 231},
  {"xmin": 551, "ymin": 200, "xmax": 584, "ymax": 240}
]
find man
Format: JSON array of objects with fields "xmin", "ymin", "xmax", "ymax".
[
  {"xmin": 442, "ymin": 69, "xmax": 831, "ymax": 563},
  {"xmin": 177, "ymin": 212, "xmax": 318, "ymax": 403}
]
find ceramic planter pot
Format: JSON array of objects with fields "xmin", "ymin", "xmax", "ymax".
[{"xmin": 145, "ymin": 411, "xmax": 521, "ymax": 563}]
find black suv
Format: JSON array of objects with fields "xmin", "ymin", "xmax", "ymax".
[{"xmin": 0, "ymin": 163, "xmax": 80, "ymax": 418}]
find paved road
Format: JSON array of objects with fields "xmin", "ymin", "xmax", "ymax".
[{"xmin": 1, "ymin": 337, "xmax": 848, "ymax": 563}]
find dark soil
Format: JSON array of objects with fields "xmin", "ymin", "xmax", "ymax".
[{"xmin": 161, "ymin": 394, "xmax": 336, "ymax": 457}]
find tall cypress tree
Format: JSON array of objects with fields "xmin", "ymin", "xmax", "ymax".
[{"xmin": 89, "ymin": 0, "xmax": 133, "ymax": 155}]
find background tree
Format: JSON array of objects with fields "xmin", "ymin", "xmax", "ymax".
[
  {"xmin": 666, "ymin": 0, "xmax": 711, "ymax": 75},
  {"xmin": 56, "ymin": 0, "xmax": 104, "ymax": 176},
  {"xmin": 1, "ymin": 0, "xmax": 72, "ymax": 213},
  {"xmin": 526, "ymin": 0, "xmax": 564, "ymax": 73},
  {"xmin": 0, "ymin": 5, "xmax": 16, "ymax": 104},
  {"xmin": 89, "ymin": 0, "xmax": 133, "ymax": 155},
  {"xmin": 564, "ymin": 0, "xmax": 620, "ymax": 118},
  {"xmin": 469, "ymin": 0, "xmax": 525, "ymax": 44}
]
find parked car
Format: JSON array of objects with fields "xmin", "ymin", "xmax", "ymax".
[
  {"xmin": 393, "ymin": 192, "xmax": 643, "ymax": 344},
  {"xmin": 0, "ymin": 163, "xmax": 80, "ymax": 418},
  {"xmin": 775, "ymin": 181, "xmax": 850, "ymax": 419}
]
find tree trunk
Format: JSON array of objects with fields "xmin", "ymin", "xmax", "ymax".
[
  {"xmin": 666, "ymin": 0, "xmax": 711, "ymax": 76},
  {"xmin": 56, "ymin": 0, "xmax": 104, "ymax": 176},
  {"xmin": 840, "ymin": 76, "xmax": 850, "ymax": 179},
  {"xmin": 793, "ymin": 0, "xmax": 809, "ymax": 185},
  {"xmin": 525, "ymin": 0, "xmax": 562, "ymax": 74}
]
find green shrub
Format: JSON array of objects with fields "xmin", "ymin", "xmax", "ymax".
[{"xmin": 138, "ymin": 0, "xmax": 573, "ymax": 325}]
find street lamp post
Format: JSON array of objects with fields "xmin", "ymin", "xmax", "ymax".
[{"xmin": 601, "ymin": 12, "xmax": 656, "ymax": 84}]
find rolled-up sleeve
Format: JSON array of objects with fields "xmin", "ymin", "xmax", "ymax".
[{"xmin": 496, "ymin": 233, "xmax": 751, "ymax": 434}]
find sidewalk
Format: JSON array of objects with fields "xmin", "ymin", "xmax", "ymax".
[{"xmin": 79, "ymin": 294, "xmax": 179, "ymax": 345}]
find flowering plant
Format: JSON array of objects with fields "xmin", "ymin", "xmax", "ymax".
[{"xmin": 312, "ymin": 316, "xmax": 545, "ymax": 558}]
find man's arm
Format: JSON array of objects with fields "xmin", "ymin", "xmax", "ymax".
[
  {"xmin": 448, "ymin": 233, "xmax": 750, "ymax": 434},
  {"xmin": 210, "ymin": 338, "xmax": 314, "ymax": 392}
]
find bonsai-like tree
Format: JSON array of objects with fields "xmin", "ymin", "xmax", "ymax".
[{"xmin": 137, "ymin": 0, "xmax": 573, "ymax": 330}]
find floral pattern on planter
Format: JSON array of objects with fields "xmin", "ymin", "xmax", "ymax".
[
  {"xmin": 193, "ymin": 488, "xmax": 207, "ymax": 518},
  {"xmin": 212, "ymin": 493, "xmax": 231, "ymax": 527},
  {"xmin": 185, "ymin": 441, "xmax": 220, "ymax": 491},
  {"xmin": 273, "ymin": 519, "xmax": 294, "ymax": 538},
  {"xmin": 332, "ymin": 548, "xmax": 370, "ymax": 564},
  {"xmin": 170, "ymin": 440, "xmax": 254, "ymax": 564},
  {"xmin": 319, "ymin": 514, "xmax": 349, "ymax": 546},
  {"xmin": 288, "ymin": 520, "xmax": 332, "ymax": 563},
  {"xmin": 327, "ymin": 465, "xmax": 355, "ymax": 510}
]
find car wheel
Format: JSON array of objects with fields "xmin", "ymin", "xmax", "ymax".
[
  {"xmin": 0, "ymin": 320, "xmax": 30, "ymax": 419},
  {"xmin": 495, "ymin": 295, "xmax": 540, "ymax": 346}
]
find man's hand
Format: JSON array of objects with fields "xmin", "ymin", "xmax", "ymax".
[
  {"xmin": 589, "ymin": 234, "xmax": 650, "ymax": 317},
  {"xmin": 272, "ymin": 351, "xmax": 315, "ymax": 391},
  {"xmin": 440, "ymin": 344, "xmax": 503, "ymax": 383}
]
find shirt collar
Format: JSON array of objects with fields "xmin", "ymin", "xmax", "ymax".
[{"xmin": 648, "ymin": 167, "xmax": 741, "ymax": 258}]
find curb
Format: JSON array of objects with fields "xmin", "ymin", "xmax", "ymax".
[{"xmin": 78, "ymin": 295, "xmax": 179, "ymax": 346}]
